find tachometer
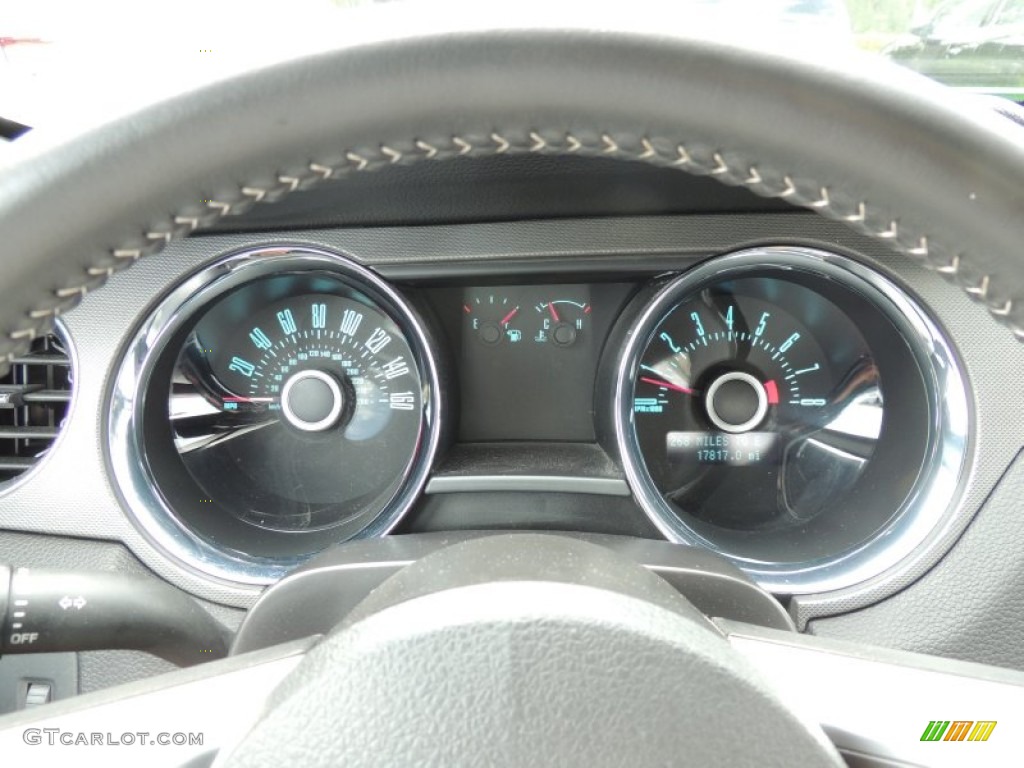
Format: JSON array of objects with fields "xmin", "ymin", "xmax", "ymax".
[
  {"xmin": 633, "ymin": 278, "xmax": 880, "ymax": 531},
  {"xmin": 606, "ymin": 246, "xmax": 968, "ymax": 594}
]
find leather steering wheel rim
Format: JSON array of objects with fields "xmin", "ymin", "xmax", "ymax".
[{"xmin": 1, "ymin": 19, "xmax": 1024, "ymax": 374}]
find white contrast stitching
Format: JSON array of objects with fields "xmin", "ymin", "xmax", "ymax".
[
  {"xmin": 672, "ymin": 144, "xmax": 692, "ymax": 166},
  {"xmin": 908, "ymin": 237, "xmax": 928, "ymax": 257},
  {"xmin": 810, "ymin": 187, "xmax": 830, "ymax": 209},
  {"xmin": 309, "ymin": 163, "xmax": 333, "ymax": 179},
  {"xmin": 992, "ymin": 299, "xmax": 1013, "ymax": 317},
  {"xmin": 415, "ymin": 140, "xmax": 438, "ymax": 158},
  {"xmin": 876, "ymin": 221, "xmax": 899, "ymax": 239},
  {"xmin": 7, "ymin": 128, "xmax": 1020, "ymax": 348},
  {"xmin": 207, "ymin": 200, "xmax": 233, "ymax": 215},
  {"xmin": 965, "ymin": 274, "xmax": 990, "ymax": 299},
  {"xmin": 844, "ymin": 202, "xmax": 867, "ymax": 223},
  {"xmin": 490, "ymin": 133, "xmax": 510, "ymax": 153},
  {"xmin": 54, "ymin": 285, "xmax": 88, "ymax": 299},
  {"xmin": 346, "ymin": 151, "xmax": 369, "ymax": 170},
  {"xmin": 936, "ymin": 254, "xmax": 961, "ymax": 275}
]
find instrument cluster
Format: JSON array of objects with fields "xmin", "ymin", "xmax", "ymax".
[{"xmin": 107, "ymin": 244, "xmax": 968, "ymax": 594}]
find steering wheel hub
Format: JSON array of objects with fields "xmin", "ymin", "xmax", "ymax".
[{"xmin": 221, "ymin": 535, "xmax": 840, "ymax": 767}]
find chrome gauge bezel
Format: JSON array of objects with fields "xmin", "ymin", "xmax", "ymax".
[
  {"xmin": 612, "ymin": 246, "xmax": 971, "ymax": 595},
  {"xmin": 108, "ymin": 245, "xmax": 444, "ymax": 586}
]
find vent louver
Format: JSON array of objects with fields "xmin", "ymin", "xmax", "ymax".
[{"xmin": 0, "ymin": 333, "xmax": 73, "ymax": 483}]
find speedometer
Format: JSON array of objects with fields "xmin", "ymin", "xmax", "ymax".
[
  {"xmin": 175, "ymin": 288, "xmax": 422, "ymax": 532},
  {"xmin": 109, "ymin": 246, "xmax": 443, "ymax": 585},
  {"xmin": 606, "ymin": 246, "xmax": 969, "ymax": 594}
]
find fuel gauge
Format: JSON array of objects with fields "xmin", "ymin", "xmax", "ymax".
[
  {"xmin": 464, "ymin": 294, "xmax": 523, "ymax": 345},
  {"xmin": 534, "ymin": 299, "xmax": 591, "ymax": 346}
]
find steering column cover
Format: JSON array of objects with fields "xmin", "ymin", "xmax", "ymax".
[{"xmin": 0, "ymin": 19, "xmax": 1023, "ymax": 371}]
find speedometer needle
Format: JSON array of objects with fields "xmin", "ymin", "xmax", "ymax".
[{"xmin": 640, "ymin": 376, "xmax": 699, "ymax": 396}]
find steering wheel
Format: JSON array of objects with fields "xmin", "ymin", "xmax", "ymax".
[{"xmin": 2, "ymin": 11, "xmax": 1023, "ymax": 768}]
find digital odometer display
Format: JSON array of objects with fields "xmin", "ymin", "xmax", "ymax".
[{"xmin": 665, "ymin": 431, "xmax": 781, "ymax": 466}]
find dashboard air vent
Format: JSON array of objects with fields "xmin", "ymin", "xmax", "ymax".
[{"xmin": 0, "ymin": 332, "xmax": 73, "ymax": 483}]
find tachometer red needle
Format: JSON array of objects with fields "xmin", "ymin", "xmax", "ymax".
[
  {"xmin": 500, "ymin": 307, "xmax": 519, "ymax": 326},
  {"xmin": 640, "ymin": 376, "xmax": 699, "ymax": 395},
  {"xmin": 548, "ymin": 303, "xmax": 561, "ymax": 323}
]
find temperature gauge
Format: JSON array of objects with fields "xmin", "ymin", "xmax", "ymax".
[{"xmin": 534, "ymin": 299, "xmax": 591, "ymax": 346}]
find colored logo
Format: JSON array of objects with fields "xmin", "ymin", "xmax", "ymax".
[{"xmin": 921, "ymin": 721, "xmax": 997, "ymax": 742}]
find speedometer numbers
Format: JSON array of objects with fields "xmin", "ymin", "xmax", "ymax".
[{"xmin": 215, "ymin": 294, "xmax": 419, "ymax": 440}]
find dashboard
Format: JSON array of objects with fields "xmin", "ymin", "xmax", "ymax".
[{"xmin": 2, "ymin": 185, "xmax": 1024, "ymax": 689}]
